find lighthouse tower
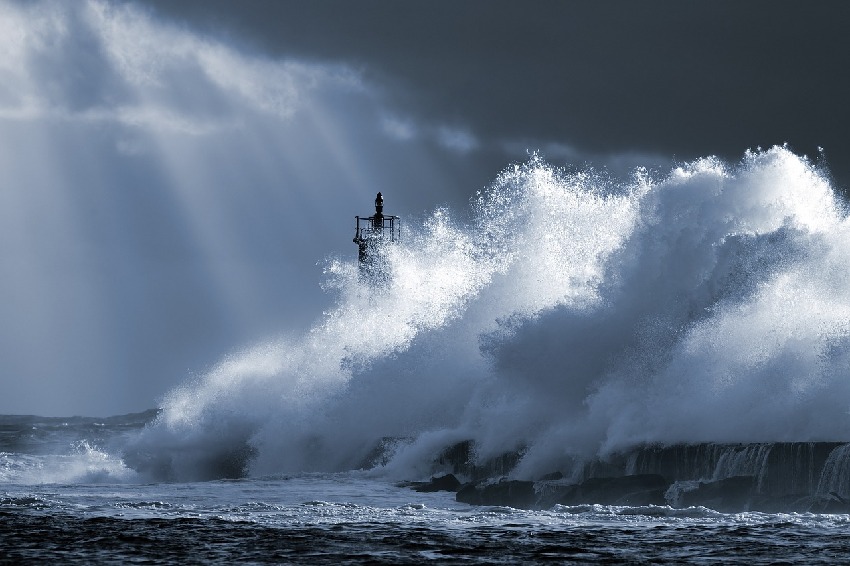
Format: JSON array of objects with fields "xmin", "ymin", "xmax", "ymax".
[{"xmin": 353, "ymin": 192, "xmax": 400, "ymax": 274}]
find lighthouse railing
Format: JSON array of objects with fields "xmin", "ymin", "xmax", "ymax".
[{"xmin": 355, "ymin": 215, "xmax": 401, "ymax": 242}]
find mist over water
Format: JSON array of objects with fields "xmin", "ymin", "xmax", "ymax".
[{"xmin": 127, "ymin": 147, "xmax": 850, "ymax": 482}]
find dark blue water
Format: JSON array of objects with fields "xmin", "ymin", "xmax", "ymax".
[
  {"xmin": 5, "ymin": 510, "xmax": 850, "ymax": 564},
  {"xmin": 3, "ymin": 414, "xmax": 850, "ymax": 564}
]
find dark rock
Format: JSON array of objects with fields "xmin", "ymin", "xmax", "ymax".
[
  {"xmin": 435, "ymin": 440, "xmax": 526, "ymax": 481},
  {"xmin": 437, "ymin": 441, "xmax": 473, "ymax": 475},
  {"xmin": 458, "ymin": 474, "xmax": 670, "ymax": 509},
  {"xmin": 539, "ymin": 471, "xmax": 564, "ymax": 481},
  {"xmin": 830, "ymin": 490, "xmax": 849, "ymax": 504},
  {"xmin": 437, "ymin": 440, "xmax": 850, "ymax": 512},
  {"xmin": 456, "ymin": 479, "xmax": 536, "ymax": 508},
  {"xmin": 811, "ymin": 494, "xmax": 850, "ymax": 514},
  {"xmin": 413, "ymin": 473, "xmax": 461, "ymax": 493},
  {"xmin": 456, "ymin": 482, "xmax": 483, "ymax": 505},
  {"xmin": 627, "ymin": 442, "xmax": 845, "ymax": 497},
  {"xmin": 617, "ymin": 487, "xmax": 668, "ymax": 506},
  {"xmin": 750, "ymin": 493, "xmax": 850, "ymax": 514},
  {"xmin": 679, "ymin": 476, "xmax": 755, "ymax": 512},
  {"xmin": 559, "ymin": 474, "xmax": 669, "ymax": 506},
  {"xmin": 747, "ymin": 493, "xmax": 809, "ymax": 513},
  {"xmin": 534, "ymin": 483, "xmax": 578, "ymax": 509}
]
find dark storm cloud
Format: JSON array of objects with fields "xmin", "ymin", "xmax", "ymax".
[{"xmin": 138, "ymin": 0, "xmax": 850, "ymax": 189}]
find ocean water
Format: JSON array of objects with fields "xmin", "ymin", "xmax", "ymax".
[
  {"xmin": 5, "ymin": 147, "xmax": 850, "ymax": 562},
  {"xmin": 4, "ymin": 415, "xmax": 850, "ymax": 564}
]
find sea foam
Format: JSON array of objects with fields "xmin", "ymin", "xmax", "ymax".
[{"xmin": 126, "ymin": 147, "xmax": 850, "ymax": 482}]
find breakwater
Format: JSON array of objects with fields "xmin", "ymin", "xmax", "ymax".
[{"xmin": 426, "ymin": 441, "xmax": 850, "ymax": 512}]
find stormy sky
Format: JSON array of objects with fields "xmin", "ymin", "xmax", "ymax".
[
  {"xmin": 148, "ymin": 0, "xmax": 850, "ymax": 183},
  {"xmin": 2, "ymin": 0, "xmax": 848, "ymax": 416}
]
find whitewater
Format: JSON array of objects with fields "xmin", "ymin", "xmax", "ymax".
[
  {"xmin": 130, "ymin": 145, "xmax": 850, "ymax": 482},
  {"xmin": 4, "ymin": 147, "xmax": 850, "ymax": 563}
]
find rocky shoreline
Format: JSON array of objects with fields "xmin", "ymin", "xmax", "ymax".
[{"xmin": 404, "ymin": 441, "xmax": 850, "ymax": 513}]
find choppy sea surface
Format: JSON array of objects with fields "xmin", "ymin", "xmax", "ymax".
[
  {"xmin": 3, "ymin": 414, "xmax": 850, "ymax": 564},
  {"xmin": 6, "ymin": 474, "xmax": 850, "ymax": 564}
]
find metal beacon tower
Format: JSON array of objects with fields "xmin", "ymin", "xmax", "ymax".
[{"xmin": 353, "ymin": 192, "xmax": 400, "ymax": 278}]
